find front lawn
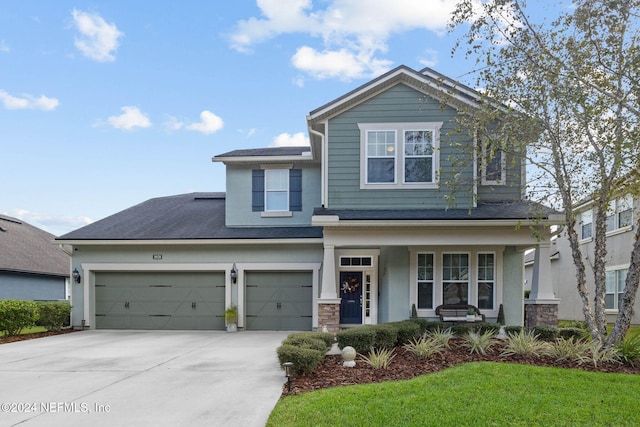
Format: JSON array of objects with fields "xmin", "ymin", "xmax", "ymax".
[
  {"xmin": 268, "ymin": 362, "xmax": 640, "ymax": 427},
  {"xmin": 0, "ymin": 326, "xmax": 46, "ymax": 337}
]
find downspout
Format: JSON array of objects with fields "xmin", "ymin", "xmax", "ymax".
[{"xmin": 308, "ymin": 126, "xmax": 327, "ymax": 208}]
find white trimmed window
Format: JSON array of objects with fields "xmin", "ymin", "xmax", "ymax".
[
  {"xmin": 606, "ymin": 196, "xmax": 633, "ymax": 233},
  {"xmin": 442, "ymin": 253, "xmax": 469, "ymax": 305},
  {"xmin": 477, "ymin": 253, "xmax": 495, "ymax": 310},
  {"xmin": 359, "ymin": 122, "xmax": 441, "ymax": 189},
  {"xmin": 417, "ymin": 253, "xmax": 434, "ymax": 309},
  {"xmin": 606, "ymin": 268, "xmax": 627, "ymax": 310},
  {"xmin": 481, "ymin": 139, "xmax": 505, "ymax": 185},
  {"xmin": 580, "ymin": 209, "xmax": 593, "ymax": 240},
  {"xmin": 265, "ymin": 169, "xmax": 289, "ymax": 211}
]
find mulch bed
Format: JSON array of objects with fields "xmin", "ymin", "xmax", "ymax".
[
  {"xmin": 283, "ymin": 338, "xmax": 640, "ymax": 396},
  {"xmin": 0, "ymin": 329, "xmax": 78, "ymax": 345}
]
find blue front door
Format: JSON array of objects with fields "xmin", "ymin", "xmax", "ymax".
[{"xmin": 339, "ymin": 272, "xmax": 363, "ymax": 324}]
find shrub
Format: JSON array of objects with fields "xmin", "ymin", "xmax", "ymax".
[
  {"xmin": 372, "ymin": 324, "xmax": 399, "ymax": 348},
  {"xmin": 462, "ymin": 331, "xmax": 497, "ymax": 355},
  {"xmin": 504, "ymin": 325, "xmax": 523, "ymax": 335},
  {"xmin": 450, "ymin": 323, "xmax": 472, "ymax": 336},
  {"xmin": 359, "ymin": 347, "xmax": 396, "ymax": 369},
  {"xmin": 391, "ymin": 320, "xmax": 422, "ymax": 345},
  {"xmin": 617, "ymin": 334, "xmax": 640, "ymax": 366},
  {"xmin": 276, "ymin": 344, "xmax": 324, "ymax": 375},
  {"xmin": 547, "ymin": 337, "xmax": 590, "ymax": 362},
  {"xmin": 557, "ymin": 327, "xmax": 588, "ymax": 341},
  {"xmin": 501, "ymin": 330, "xmax": 550, "ymax": 358},
  {"xmin": 403, "ymin": 336, "xmax": 444, "ymax": 359},
  {"xmin": 576, "ymin": 341, "xmax": 621, "ymax": 368},
  {"xmin": 282, "ymin": 336, "xmax": 329, "ymax": 353},
  {"xmin": 285, "ymin": 332, "xmax": 334, "ymax": 348},
  {"xmin": 336, "ymin": 327, "xmax": 376, "ymax": 354},
  {"xmin": 426, "ymin": 328, "xmax": 455, "ymax": 350},
  {"xmin": 0, "ymin": 300, "xmax": 39, "ymax": 336},
  {"xmin": 411, "ymin": 304, "xmax": 418, "ymax": 319},
  {"xmin": 473, "ymin": 322, "xmax": 500, "ymax": 335},
  {"xmin": 497, "ymin": 303, "xmax": 505, "ymax": 325},
  {"xmin": 532, "ymin": 326, "xmax": 558, "ymax": 341},
  {"xmin": 35, "ymin": 301, "xmax": 71, "ymax": 331}
]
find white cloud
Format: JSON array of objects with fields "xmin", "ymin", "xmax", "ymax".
[
  {"xmin": 186, "ymin": 110, "xmax": 224, "ymax": 135},
  {"xmin": 0, "ymin": 89, "xmax": 59, "ymax": 111},
  {"xmin": 6, "ymin": 209, "xmax": 93, "ymax": 237},
  {"xmin": 230, "ymin": 0, "xmax": 459, "ymax": 80},
  {"xmin": 418, "ymin": 48, "xmax": 439, "ymax": 68},
  {"xmin": 0, "ymin": 40, "xmax": 9, "ymax": 53},
  {"xmin": 270, "ymin": 132, "xmax": 309, "ymax": 147},
  {"xmin": 163, "ymin": 115, "xmax": 184, "ymax": 132},
  {"xmin": 107, "ymin": 106, "xmax": 151, "ymax": 131},
  {"xmin": 72, "ymin": 9, "xmax": 123, "ymax": 62}
]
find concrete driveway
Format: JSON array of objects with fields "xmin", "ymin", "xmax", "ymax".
[{"xmin": 0, "ymin": 330, "xmax": 290, "ymax": 427}]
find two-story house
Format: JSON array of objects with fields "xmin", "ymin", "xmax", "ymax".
[
  {"xmin": 56, "ymin": 65, "xmax": 560, "ymax": 331},
  {"xmin": 527, "ymin": 194, "xmax": 640, "ymax": 325}
]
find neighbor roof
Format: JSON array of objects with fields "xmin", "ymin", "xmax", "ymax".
[
  {"xmin": 0, "ymin": 215, "xmax": 69, "ymax": 277},
  {"xmin": 213, "ymin": 146, "xmax": 317, "ymax": 164},
  {"xmin": 56, "ymin": 193, "xmax": 323, "ymax": 241}
]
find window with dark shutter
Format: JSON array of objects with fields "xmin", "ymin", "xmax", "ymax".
[
  {"xmin": 289, "ymin": 169, "xmax": 302, "ymax": 211},
  {"xmin": 252, "ymin": 169, "xmax": 265, "ymax": 212}
]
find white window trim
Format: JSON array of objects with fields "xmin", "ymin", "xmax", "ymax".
[
  {"xmin": 477, "ymin": 252, "xmax": 496, "ymax": 311},
  {"xmin": 605, "ymin": 264, "xmax": 629, "ymax": 313},
  {"xmin": 416, "ymin": 252, "xmax": 435, "ymax": 310},
  {"xmin": 359, "ymin": 122, "xmax": 441, "ymax": 190},
  {"xmin": 606, "ymin": 196, "xmax": 634, "ymax": 236},
  {"xmin": 480, "ymin": 137, "xmax": 506, "ymax": 186},
  {"xmin": 264, "ymin": 168, "xmax": 290, "ymax": 214},
  {"xmin": 579, "ymin": 209, "xmax": 593, "ymax": 243},
  {"xmin": 409, "ymin": 247, "xmax": 503, "ymax": 318},
  {"xmin": 442, "ymin": 252, "xmax": 471, "ymax": 306}
]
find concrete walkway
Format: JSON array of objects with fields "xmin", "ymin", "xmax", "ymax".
[{"xmin": 0, "ymin": 330, "xmax": 290, "ymax": 427}]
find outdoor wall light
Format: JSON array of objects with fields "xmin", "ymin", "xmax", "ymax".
[
  {"xmin": 230, "ymin": 263, "xmax": 238, "ymax": 284},
  {"xmin": 72, "ymin": 268, "xmax": 81, "ymax": 284},
  {"xmin": 283, "ymin": 362, "xmax": 294, "ymax": 392}
]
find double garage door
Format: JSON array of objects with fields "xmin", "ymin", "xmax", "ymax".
[
  {"xmin": 95, "ymin": 271, "xmax": 313, "ymax": 330},
  {"xmin": 95, "ymin": 272, "xmax": 226, "ymax": 330}
]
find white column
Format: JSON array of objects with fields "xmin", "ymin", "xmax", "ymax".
[
  {"xmin": 529, "ymin": 241, "xmax": 559, "ymax": 303},
  {"xmin": 319, "ymin": 244, "xmax": 340, "ymax": 301}
]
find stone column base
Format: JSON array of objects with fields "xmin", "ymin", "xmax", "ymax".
[
  {"xmin": 318, "ymin": 302, "xmax": 340, "ymax": 333},
  {"xmin": 524, "ymin": 303, "xmax": 558, "ymax": 329}
]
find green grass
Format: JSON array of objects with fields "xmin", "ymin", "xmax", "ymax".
[
  {"xmin": 0, "ymin": 326, "xmax": 46, "ymax": 337},
  {"xmin": 268, "ymin": 362, "xmax": 640, "ymax": 427}
]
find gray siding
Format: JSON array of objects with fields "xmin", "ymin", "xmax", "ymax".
[
  {"xmin": 326, "ymin": 83, "xmax": 475, "ymax": 209},
  {"xmin": 225, "ymin": 164, "xmax": 321, "ymax": 227},
  {"xmin": 477, "ymin": 156, "xmax": 523, "ymax": 202},
  {"xmin": 0, "ymin": 272, "xmax": 67, "ymax": 300}
]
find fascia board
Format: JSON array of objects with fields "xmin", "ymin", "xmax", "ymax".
[
  {"xmin": 312, "ymin": 218, "xmax": 564, "ymax": 228},
  {"xmin": 57, "ymin": 238, "xmax": 324, "ymax": 245},
  {"xmin": 211, "ymin": 155, "xmax": 316, "ymax": 164}
]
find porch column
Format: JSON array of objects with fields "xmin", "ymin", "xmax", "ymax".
[
  {"xmin": 525, "ymin": 241, "xmax": 559, "ymax": 328},
  {"xmin": 318, "ymin": 244, "xmax": 341, "ymax": 332}
]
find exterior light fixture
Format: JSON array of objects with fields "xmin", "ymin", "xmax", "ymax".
[
  {"xmin": 72, "ymin": 268, "xmax": 81, "ymax": 284},
  {"xmin": 282, "ymin": 362, "xmax": 294, "ymax": 392},
  {"xmin": 230, "ymin": 263, "xmax": 238, "ymax": 284}
]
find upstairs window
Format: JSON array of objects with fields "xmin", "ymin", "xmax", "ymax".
[
  {"xmin": 481, "ymin": 138, "xmax": 505, "ymax": 185},
  {"xmin": 606, "ymin": 196, "xmax": 633, "ymax": 233},
  {"xmin": 580, "ymin": 209, "xmax": 593, "ymax": 240},
  {"xmin": 252, "ymin": 168, "xmax": 302, "ymax": 213},
  {"xmin": 359, "ymin": 122, "xmax": 441, "ymax": 190}
]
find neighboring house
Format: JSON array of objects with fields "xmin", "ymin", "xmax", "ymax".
[
  {"xmin": 0, "ymin": 215, "xmax": 70, "ymax": 301},
  {"xmin": 56, "ymin": 65, "xmax": 560, "ymax": 331},
  {"xmin": 526, "ymin": 195, "xmax": 640, "ymax": 325}
]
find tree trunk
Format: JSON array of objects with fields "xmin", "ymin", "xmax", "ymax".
[{"xmin": 607, "ymin": 215, "xmax": 640, "ymax": 345}]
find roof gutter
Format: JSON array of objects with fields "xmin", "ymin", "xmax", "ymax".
[{"xmin": 307, "ymin": 125, "xmax": 327, "ymax": 207}]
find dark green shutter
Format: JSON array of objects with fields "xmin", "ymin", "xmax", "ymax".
[
  {"xmin": 252, "ymin": 170, "xmax": 264, "ymax": 211},
  {"xmin": 289, "ymin": 169, "xmax": 302, "ymax": 211}
]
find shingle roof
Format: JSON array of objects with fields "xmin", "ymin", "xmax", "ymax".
[
  {"xmin": 214, "ymin": 146, "xmax": 311, "ymax": 158},
  {"xmin": 0, "ymin": 215, "xmax": 69, "ymax": 277},
  {"xmin": 313, "ymin": 201, "xmax": 560, "ymax": 221},
  {"xmin": 56, "ymin": 193, "xmax": 323, "ymax": 241}
]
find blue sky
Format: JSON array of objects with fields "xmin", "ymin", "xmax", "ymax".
[{"xmin": 0, "ymin": 1, "xmax": 556, "ymax": 236}]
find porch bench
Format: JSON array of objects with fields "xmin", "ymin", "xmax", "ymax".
[{"xmin": 435, "ymin": 304, "xmax": 485, "ymax": 323}]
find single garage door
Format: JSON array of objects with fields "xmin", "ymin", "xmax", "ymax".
[
  {"xmin": 245, "ymin": 271, "xmax": 312, "ymax": 331},
  {"xmin": 95, "ymin": 272, "xmax": 226, "ymax": 330}
]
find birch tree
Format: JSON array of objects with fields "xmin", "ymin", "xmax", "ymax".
[{"xmin": 448, "ymin": 0, "xmax": 640, "ymax": 345}]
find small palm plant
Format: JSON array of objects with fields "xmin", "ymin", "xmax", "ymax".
[
  {"xmin": 546, "ymin": 337, "xmax": 590, "ymax": 362},
  {"xmin": 427, "ymin": 328, "xmax": 455, "ymax": 350},
  {"xmin": 576, "ymin": 340, "xmax": 621, "ymax": 368},
  {"xmin": 403, "ymin": 336, "xmax": 444, "ymax": 359},
  {"xmin": 501, "ymin": 330, "xmax": 550, "ymax": 357},
  {"xmin": 462, "ymin": 331, "xmax": 496, "ymax": 355},
  {"xmin": 616, "ymin": 334, "xmax": 640, "ymax": 366},
  {"xmin": 359, "ymin": 347, "xmax": 396, "ymax": 369}
]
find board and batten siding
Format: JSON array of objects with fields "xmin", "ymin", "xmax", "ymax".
[{"xmin": 326, "ymin": 83, "xmax": 522, "ymax": 209}]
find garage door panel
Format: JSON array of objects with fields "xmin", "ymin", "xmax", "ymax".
[
  {"xmin": 95, "ymin": 272, "xmax": 225, "ymax": 330},
  {"xmin": 245, "ymin": 272, "xmax": 312, "ymax": 331}
]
